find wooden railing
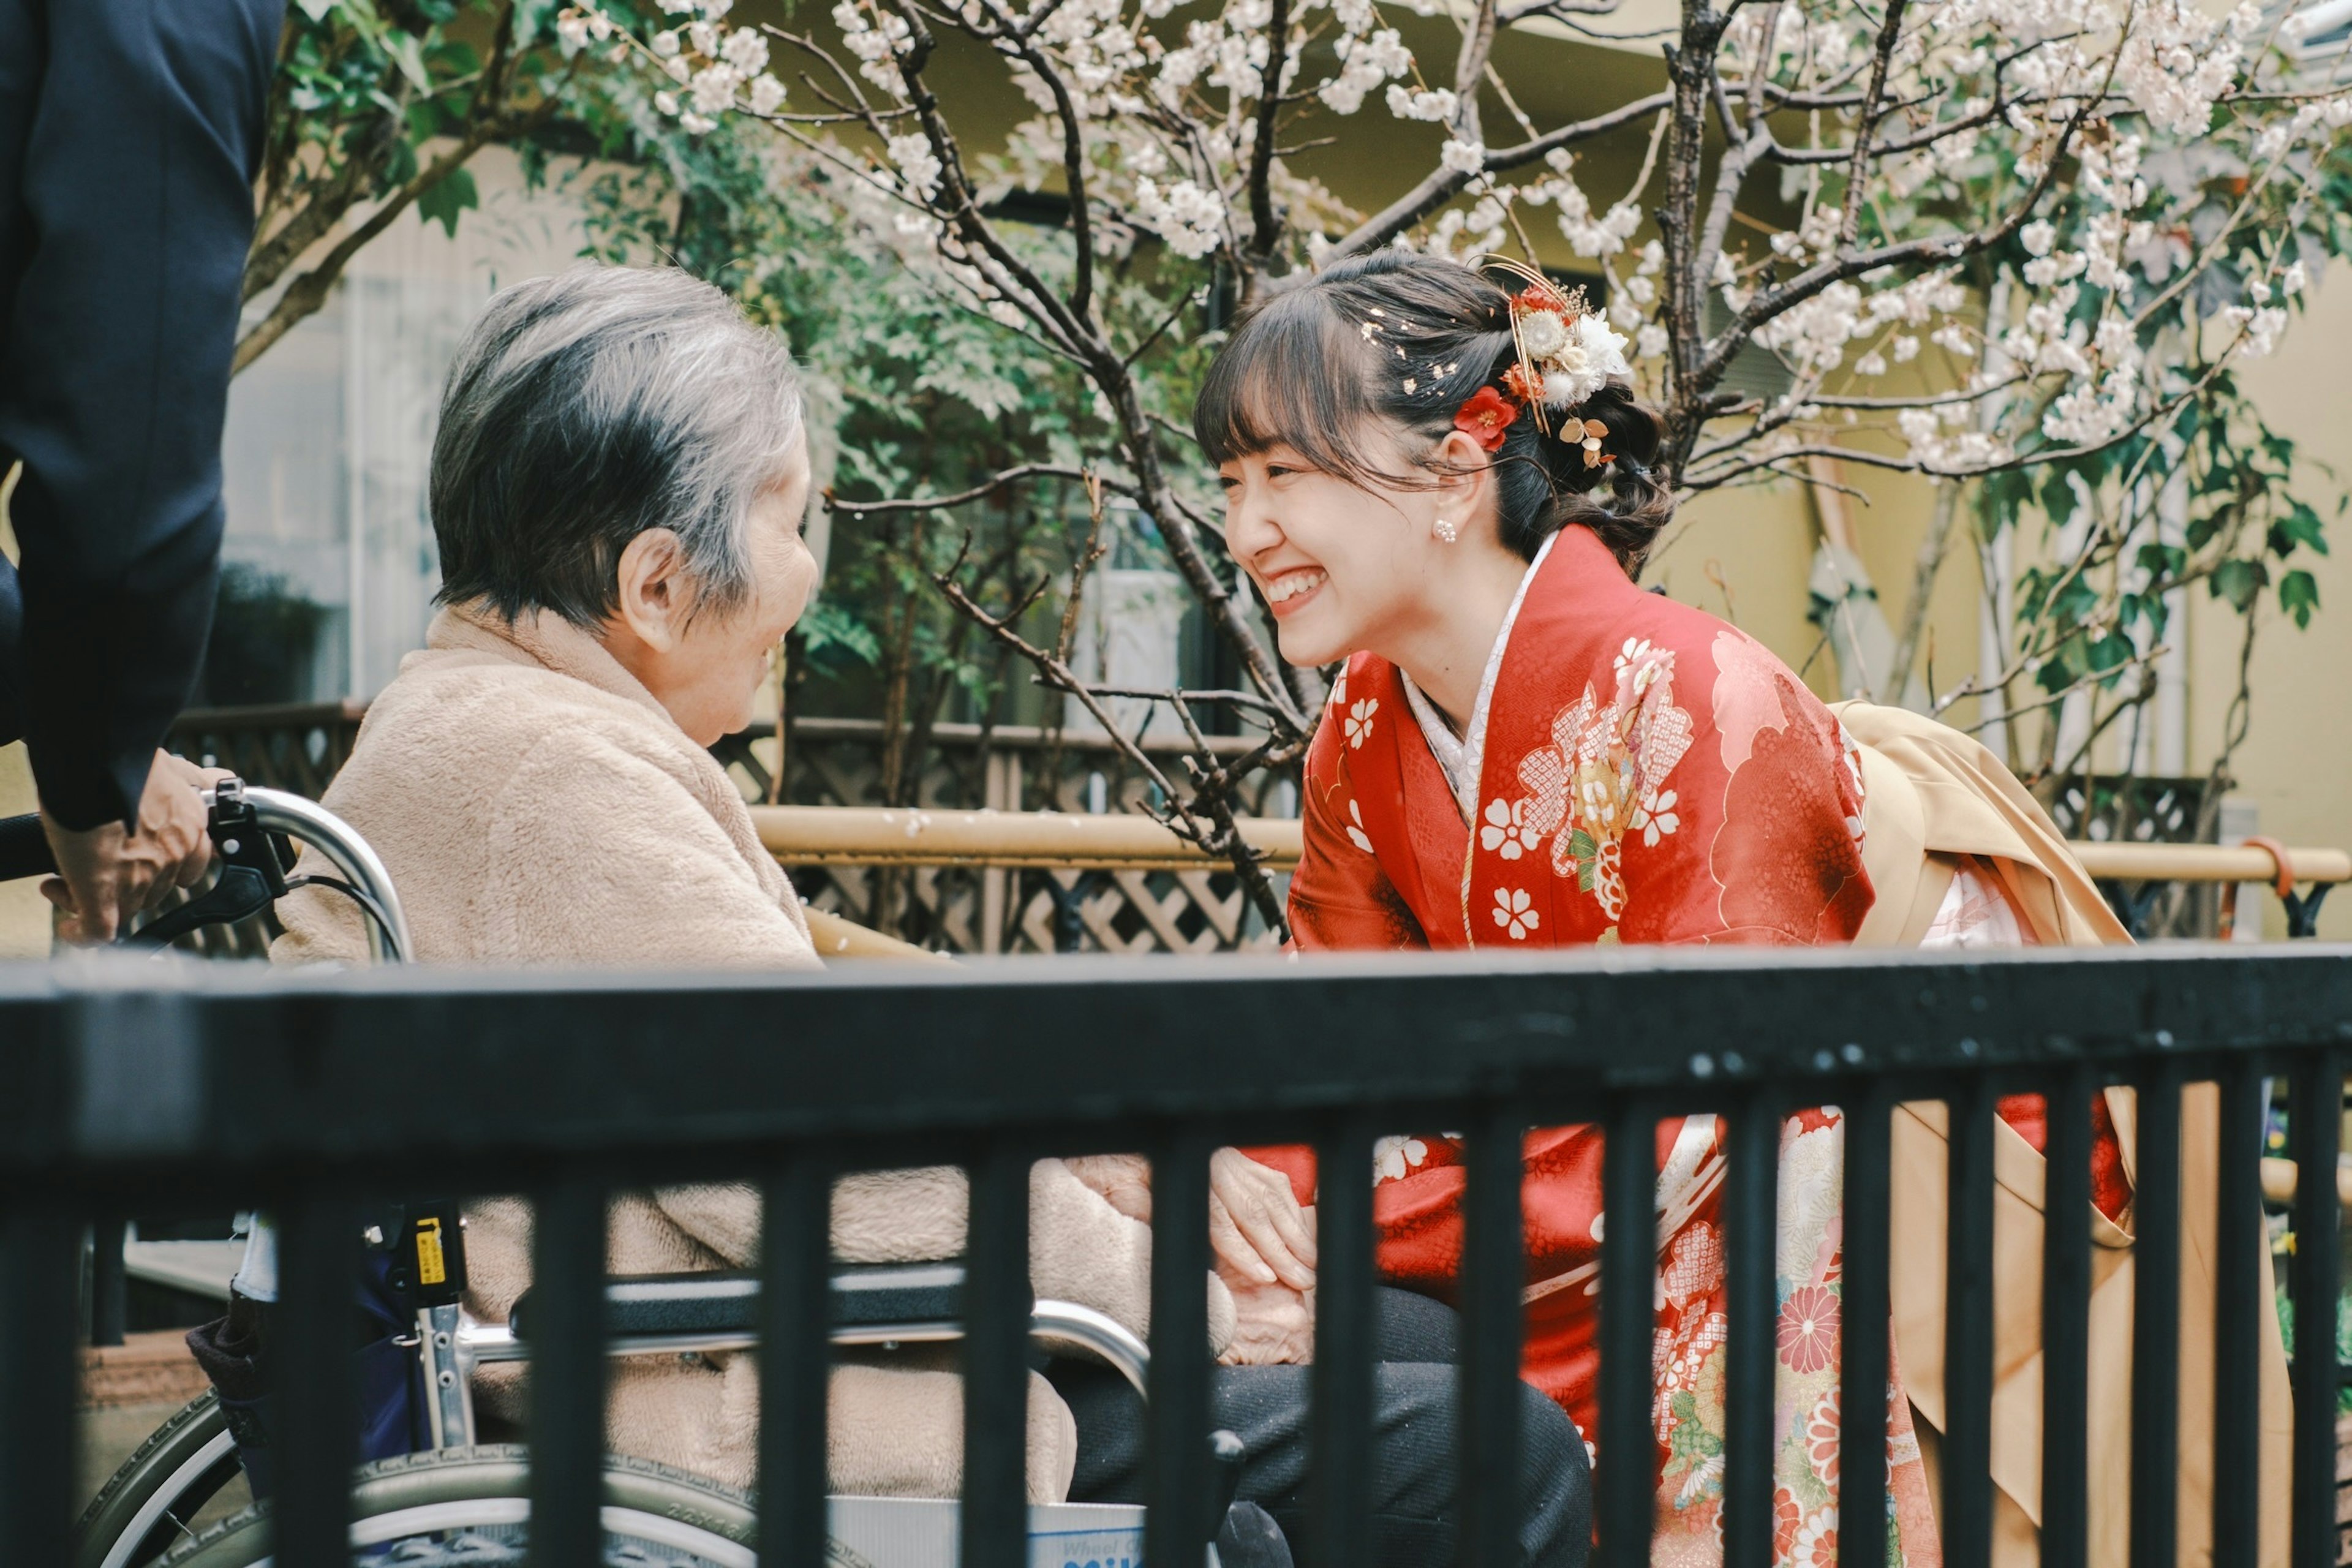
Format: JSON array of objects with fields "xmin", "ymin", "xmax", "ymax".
[{"xmin": 167, "ymin": 703, "xmax": 2346, "ymax": 954}]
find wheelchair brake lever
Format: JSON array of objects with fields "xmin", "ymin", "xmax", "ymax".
[{"xmin": 124, "ymin": 778, "xmax": 292, "ymax": 949}]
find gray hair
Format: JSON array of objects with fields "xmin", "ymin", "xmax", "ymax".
[{"xmin": 430, "ymin": 265, "xmax": 804, "ymax": 627}]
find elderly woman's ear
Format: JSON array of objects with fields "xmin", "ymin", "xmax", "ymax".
[{"xmin": 612, "ymin": 527, "xmax": 696, "ymax": 652}]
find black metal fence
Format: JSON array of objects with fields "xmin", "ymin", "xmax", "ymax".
[{"xmin": 6, "ymin": 942, "xmax": 2350, "ymax": 1567}]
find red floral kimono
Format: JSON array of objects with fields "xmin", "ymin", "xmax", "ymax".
[{"xmin": 1261, "ymin": 525, "xmax": 2021, "ymax": 1566}]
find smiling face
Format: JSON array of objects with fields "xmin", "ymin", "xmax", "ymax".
[{"xmin": 1218, "ymin": 432, "xmax": 1458, "ymax": 669}]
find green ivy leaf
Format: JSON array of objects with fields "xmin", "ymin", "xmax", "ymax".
[
  {"xmin": 2280, "ymin": 501, "xmax": 2330, "ymax": 557},
  {"xmin": 2213, "ymin": 557, "xmax": 2267, "ymax": 611},
  {"xmin": 2041, "ymin": 468, "xmax": 2078, "ymax": 528},
  {"xmin": 385, "ymin": 31, "xmax": 432, "ymax": 92},
  {"xmin": 415, "ymin": 167, "xmax": 477, "ymax": 239},
  {"xmin": 2282, "ymin": 570, "xmax": 2321, "ymax": 629}
]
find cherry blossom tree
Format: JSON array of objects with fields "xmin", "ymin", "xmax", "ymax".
[{"xmin": 565, "ymin": 0, "xmax": 2352, "ymax": 930}]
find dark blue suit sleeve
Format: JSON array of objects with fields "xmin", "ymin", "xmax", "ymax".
[{"xmin": 0, "ymin": 0, "xmax": 284, "ymax": 829}]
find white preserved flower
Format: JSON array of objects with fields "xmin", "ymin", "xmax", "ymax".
[
  {"xmin": 1540, "ymin": 312, "xmax": 1632, "ymax": 405},
  {"xmin": 1517, "ymin": 308, "xmax": 1569, "ymax": 358}
]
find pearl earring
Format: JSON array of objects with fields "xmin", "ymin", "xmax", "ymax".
[{"xmin": 1434, "ymin": 514, "xmax": 1460, "ymax": 545}]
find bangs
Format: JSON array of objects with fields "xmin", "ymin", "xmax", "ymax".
[{"xmin": 1193, "ymin": 290, "xmax": 1395, "ymax": 488}]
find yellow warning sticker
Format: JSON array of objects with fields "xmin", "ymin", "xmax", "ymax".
[{"xmin": 416, "ymin": 1218, "xmax": 447, "ymax": 1287}]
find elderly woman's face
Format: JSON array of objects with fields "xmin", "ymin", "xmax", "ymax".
[{"xmin": 608, "ymin": 426, "xmax": 818, "ymax": 745}]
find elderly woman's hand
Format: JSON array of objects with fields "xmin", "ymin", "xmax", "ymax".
[
  {"xmin": 1208, "ymin": 1147, "xmax": 1317, "ymax": 1291},
  {"xmin": 1062, "ymin": 1153, "xmax": 1153, "ymax": 1223},
  {"xmin": 1216, "ymin": 1253, "xmax": 1316, "ymax": 1365}
]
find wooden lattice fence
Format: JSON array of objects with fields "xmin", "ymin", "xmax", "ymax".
[{"xmin": 715, "ymin": 717, "xmax": 1298, "ymax": 954}]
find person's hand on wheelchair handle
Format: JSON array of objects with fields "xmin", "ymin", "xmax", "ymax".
[{"xmin": 40, "ymin": 750, "xmax": 230, "ymax": 943}]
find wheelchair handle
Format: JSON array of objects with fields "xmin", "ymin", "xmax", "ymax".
[
  {"xmin": 0, "ymin": 782, "xmax": 412, "ymax": 963},
  {"xmin": 0, "ymin": 812, "xmax": 49, "ymax": 881}
]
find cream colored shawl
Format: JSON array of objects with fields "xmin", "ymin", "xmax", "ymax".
[{"xmin": 1838, "ymin": 701, "xmax": 2291, "ymax": 1568}]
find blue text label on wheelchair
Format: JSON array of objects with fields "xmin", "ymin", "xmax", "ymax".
[{"xmin": 1031, "ymin": 1525, "xmax": 1144, "ymax": 1568}]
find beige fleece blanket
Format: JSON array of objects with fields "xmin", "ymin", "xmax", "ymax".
[{"xmin": 272, "ymin": 603, "xmax": 1234, "ymax": 1501}]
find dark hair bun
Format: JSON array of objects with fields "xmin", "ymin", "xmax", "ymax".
[
  {"xmin": 1195, "ymin": 251, "xmax": 1678, "ymax": 574},
  {"xmin": 1535, "ymin": 382, "xmax": 1675, "ymax": 575}
]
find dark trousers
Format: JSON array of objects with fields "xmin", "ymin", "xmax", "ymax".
[{"xmin": 1047, "ymin": 1287, "xmax": 1592, "ymax": 1568}]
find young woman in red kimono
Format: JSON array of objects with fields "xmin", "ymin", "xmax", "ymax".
[{"xmin": 1193, "ymin": 253, "xmax": 2287, "ymax": 1568}]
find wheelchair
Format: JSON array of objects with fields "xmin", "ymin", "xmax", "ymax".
[{"xmin": 2, "ymin": 784, "xmax": 1226, "ymax": 1568}]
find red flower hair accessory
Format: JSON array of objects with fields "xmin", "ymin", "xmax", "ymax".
[{"xmin": 1454, "ymin": 384, "xmax": 1521, "ymax": 451}]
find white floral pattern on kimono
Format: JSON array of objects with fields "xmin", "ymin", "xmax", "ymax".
[{"xmin": 1507, "ymin": 637, "xmax": 1696, "ymax": 924}]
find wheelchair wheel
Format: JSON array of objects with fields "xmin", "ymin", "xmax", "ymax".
[
  {"xmin": 75, "ymin": 1391, "xmax": 246, "ymax": 1568},
  {"xmin": 157, "ymin": 1445, "xmax": 799, "ymax": 1568}
]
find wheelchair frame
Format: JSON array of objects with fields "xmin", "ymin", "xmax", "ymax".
[{"xmin": 50, "ymin": 782, "xmax": 1205, "ymax": 1568}]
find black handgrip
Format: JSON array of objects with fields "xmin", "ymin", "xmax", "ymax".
[{"xmin": 0, "ymin": 813, "xmax": 55, "ymax": 881}]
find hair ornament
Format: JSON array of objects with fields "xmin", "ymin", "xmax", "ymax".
[
  {"xmin": 1576, "ymin": 417, "xmax": 1612, "ymax": 469},
  {"xmin": 1453, "ymin": 385, "xmax": 1520, "ymax": 452},
  {"xmin": 1479, "ymin": 256, "xmax": 1634, "ymax": 436}
]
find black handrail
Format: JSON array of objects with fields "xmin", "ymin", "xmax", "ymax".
[{"xmin": 4, "ymin": 943, "xmax": 2349, "ymax": 1568}]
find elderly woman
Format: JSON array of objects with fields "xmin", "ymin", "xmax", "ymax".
[
  {"xmin": 271, "ymin": 266, "xmax": 1589, "ymax": 1566},
  {"xmin": 270, "ymin": 265, "xmax": 1174, "ymax": 1507}
]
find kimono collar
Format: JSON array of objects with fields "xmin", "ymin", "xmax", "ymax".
[{"xmin": 1400, "ymin": 528, "xmax": 1563, "ymax": 825}]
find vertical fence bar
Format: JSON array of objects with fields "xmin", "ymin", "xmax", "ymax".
[
  {"xmin": 1838, "ymin": 1088, "xmax": 1892, "ymax": 1568},
  {"xmin": 275, "ymin": 1188, "xmax": 360, "ymax": 1568},
  {"xmin": 962, "ymin": 1147, "xmax": 1033, "ymax": 1568},
  {"xmin": 1310, "ymin": 1117, "xmax": 1376, "ymax": 1568},
  {"xmin": 91, "ymin": 1216, "xmax": 127, "ymax": 1347},
  {"xmin": 2040, "ymin": 1067, "xmax": 2094, "ymax": 1568},
  {"xmin": 759, "ymin": 1149, "xmax": 832, "ymax": 1568},
  {"xmin": 1943, "ymin": 1077, "xmax": 1996, "ymax": 1568},
  {"xmin": 2290, "ymin": 1048, "xmax": 2342, "ymax": 1568},
  {"xmin": 1460, "ymin": 1102, "xmax": 1526, "ymax": 1568},
  {"xmin": 1145, "ymin": 1131, "xmax": 1212, "ymax": 1568},
  {"xmin": 1597, "ymin": 1100, "xmax": 1656, "ymax": 1568},
  {"xmin": 2212, "ymin": 1060, "xmax": 2265, "ymax": 1568},
  {"xmin": 2129, "ymin": 1065, "xmax": 2182, "ymax": 1568},
  {"xmin": 0, "ymin": 1199, "xmax": 80, "ymax": 1556},
  {"xmin": 1721, "ymin": 1093, "xmax": 1779, "ymax": 1568},
  {"xmin": 529, "ymin": 1177, "xmax": 608, "ymax": 1568}
]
